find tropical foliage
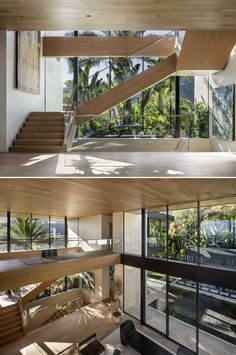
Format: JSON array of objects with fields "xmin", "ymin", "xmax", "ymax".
[
  {"xmin": 149, "ymin": 204, "xmax": 236, "ymax": 261},
  {"xmin": 9, "ymin": 217, "xmax": 49, "ymax": 250},
  {"xmin": 63, "ymin": 31, "xmax": 209, "ymax": 138}
]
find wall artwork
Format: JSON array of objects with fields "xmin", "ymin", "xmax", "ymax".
[
  {"xmin": 212, "ymin": 84, "xmax": 235, "ymax": 141},
  {"xmin": 16, "ymin": 31, "xmax": 41, "ymax": 95}
]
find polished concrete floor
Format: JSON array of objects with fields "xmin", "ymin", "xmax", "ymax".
[{"xmin": 0, "ymin": 152, "xmax": 236, "ymax": 177}]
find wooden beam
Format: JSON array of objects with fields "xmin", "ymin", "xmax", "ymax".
[
  {"xmin": 76, "ymin": 54, "xmax": 177, "ymax": 124},
  {"xmin": 0, "ymin": 252, "xmax": 120, "ymax": 291},
  {"xmin": 0, "ymin": 247, "xmax": 82, "ymax": 261},
  {"xmin": 21, "ymin": 280, "xmax": 55, "ymax": 305},
  {"xmin": 177, "ymin": 31, "xmax": 236, "ymax": 72},
  {"xmin": 0, "ymin": 1, "xmax": 236, "ymax": 31},
  {"xmin": 42, "ymin": 36, "xmax": 176, "ymax": 57}
]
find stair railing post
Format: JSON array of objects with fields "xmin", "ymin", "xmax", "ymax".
[{"xmin": 18, "ymin": 299, "xmax": 27, "ymax": 334}]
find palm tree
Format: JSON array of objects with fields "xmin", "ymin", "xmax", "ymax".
[
  {"xmin": 10, "ymin": 217, "xmax": 49, "ymax": 250},
  {"xmin": 65, "ymin": 30, "xmax": 172, "ymax": 135}
]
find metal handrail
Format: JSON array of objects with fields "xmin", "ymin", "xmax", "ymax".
[{"xmin": 64, "ymin": 30, "xmax": 176, "ymax": 145}]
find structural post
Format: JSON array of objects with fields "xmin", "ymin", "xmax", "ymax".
[
  {"xmin": 73, "ymin": 30, "xmax": 79, "ymax": 108},
  {"xmin": 174, "ymin": 76, "xmax": 180, "ymax": 138},
  {"xmin": 141, "ymin": 208, "xmax": 146, "ymax": 325},
  {"xmin": 7, "ymin": 211, "xmax": 10, "ymax": 252},
  {"xmin": 65, "ymin": 216, "xmax": 68, "ymax": 248}
]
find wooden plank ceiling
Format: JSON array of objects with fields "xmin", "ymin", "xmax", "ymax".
[
  {"xmin": 0, "ymin": 179, "xmax": 235, "ymax": 217},
  {"xmin": 0, "ymin": 1, "xmax": 236, "ymax": 31}
]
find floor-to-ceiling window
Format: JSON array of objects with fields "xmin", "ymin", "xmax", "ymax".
[
  {"xmin": 0, "ymin": 212, "xmax": 75, "ymax": 252},
  {"xmin": 0, "ymin": 212, "xmax": 7, "ymax": 252},
  {"xmin": 122, "ymin": 197, "xmax": 236, "ymax": 354}
]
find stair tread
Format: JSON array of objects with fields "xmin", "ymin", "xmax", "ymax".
[
  {"xmin": 15, "ymin": 139, "xmax": 63, "ymax": 146},
  {"xmin": 0, "ymin": 310, "xmax": 19, "ymax": 319},
  {"xmin": 0, "ymin": 319, "xmax": 21, "ymax": 331},
  {"xmin": 0, "ymin": 331, "xmax": 24, "ymax": 345},
  {"xmin": 10, "ymin": 146, "xmax": 66, "ymax": 153},
  {"xmin": 0, "ymin": 324, "xmax": 23, "ymax": 338}
]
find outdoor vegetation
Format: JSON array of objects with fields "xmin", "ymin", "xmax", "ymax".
[
  {"xmin": 63, "ymin": 31, "xmax": 209, "ymax": 139},
  {"xmin": 148, "ymin": 203, "xmax": 236, "ymax": 265}
]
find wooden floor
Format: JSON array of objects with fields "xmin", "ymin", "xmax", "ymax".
[
  {"xmin": 0, "ymin": 303, "xmax": 116, "ymax": 355},
  {"xmin": 0, "ymin": 152, "xmax": 236, "ymax": 177},
  {"xmin": 0, "ymin": 302, "xmax": 178, "ymax": 355}
]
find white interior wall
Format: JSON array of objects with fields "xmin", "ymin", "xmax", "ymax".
[
  {"xmin": 44, "ymin": 31, "xmax": 64, "ymax": 111},
  {"xmin": 68, "ymin": 218, "xmax": 79, "ymax": 247},
  {"xmin": 0, "ymin": 30, "xmax": 64, "ymax": 152},
  {"xmin": 79, "ymin": 215, "xmax": 102, "ymax": 239},
  {"xmin": 0, "ymin": 31, "xmax": 7, "ymax": 151},
  {"xmin": 6, "ymin": 31, "xmax": 45, "ymax": 151}
]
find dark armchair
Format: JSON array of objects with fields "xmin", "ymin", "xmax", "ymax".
[{"xmin": 120, "ymin": 320, "xmax": 172, "ymax": 355}]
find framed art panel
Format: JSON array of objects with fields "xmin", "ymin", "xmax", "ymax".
[
  {"xmin": 16, "ymin": 31, "xmax": 41, "ymax": 95},
  {"xmin": 212, "ymin": 84, "xmax": 235, "ymax": 141}
]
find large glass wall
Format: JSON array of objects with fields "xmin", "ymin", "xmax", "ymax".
[
  {"xmin": 50, "ymin": 217, "xmax": 65, "ymax": 248},
  {"xmin": 200, "ymin": 201, "xmax": 236, "ymax": 269},
  {"xmin": 147, "ymin": 208, "xmax": 167, "ymax": 259},
  {"xmin": 124, "ymin": 265, "xmax": 141, "ymax": 320},
  {"xmin": 0, "ymin": 212, "xmax": 7, "ymax": 252},
  {"xmin": 168, "ymin": 276, "xmax": 197, "ymax": 352},
  {"xmin": 168, "ymin": 203, "xmax": 198, "ymax": 262},
  {"xmin": 147, "ymin": 203, "xmax": 198, "ymax": 262},
  {"xmin": 10, "ymin": 213, "xmax": 32, "ymax": 251},
  {"xmin": 124, "ymin": 196, "xmax": 236, "ymax": 355},
  {"xmin": 199, "ymin": 282, "xmax": 236, "ymax": 354},
  {"xmin": 0, "ymin": 212, "xmax": 74, "ymax": 252},
  {"xmin": 145, "ymin": 271, "xmax": 167, "ymax": 334}
]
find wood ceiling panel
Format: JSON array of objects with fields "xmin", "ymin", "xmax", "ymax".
[
  {"xmin": 0, "ymin": 1, "xmax": 236, "ymax": 30},
  {"xmin": 0, "ymin": 179, "xmax": 235, "ymax": 217},
  {"xmin": 42, "ymin": 36, "xmax": 176, "ymax": 57}
]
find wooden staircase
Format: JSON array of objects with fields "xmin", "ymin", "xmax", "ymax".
[
  {"xmin": 76, "ymin": 53, "xmax": 177, "ymax": 124},
  {"xmin": 10, "ymin": 112, "xmax": 66, "ymax": 153},
  {"xmin": 0, "ymin": 303, "xmax": 24, "ymax": 347}
]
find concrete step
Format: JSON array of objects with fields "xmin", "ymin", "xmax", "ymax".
[
  {"xmin": 10, "ymin": 145, "xmax": 66, "ymax": 153},
  {"xmin": 14, "ymin": 139, "xmax": 63, "ymax": 146}
]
